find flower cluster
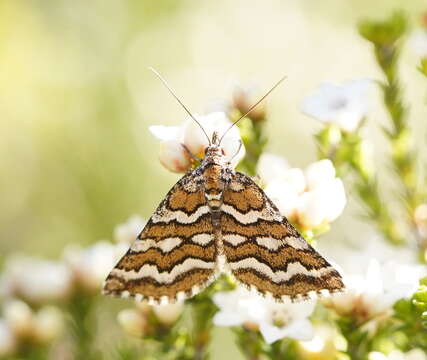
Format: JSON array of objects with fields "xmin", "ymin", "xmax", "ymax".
[
  {"xmin": 257, "ymin": 155, "xmax": 346, "ymax": 232},
  {"xmin": 0, "ymin": 300, "xmax": 64, "ymax": 357},
  {"xmin": 213, "ymin": 286, "xmax": 316, "ymax": 344},
  {"xmin": 0, "ymin": 255, "xmax": 74, "ymax": 304},
  {"xmin": 150, "ymin": 112, "xmax": 245, "ymax": 172},
  {"xmin": 368, "ymin": 349, "xmax": 427, "ymax": 360},
  {"xmin": 118, "ymin": 302, "xmax": 184, "ymax": 337},
  {"xmin": 0, "ymin": 215, "xmax": 147, "ymax": 358},
  {"xmin": 320, "ymin": 240, "xmax": 424, "ymax": 325}
]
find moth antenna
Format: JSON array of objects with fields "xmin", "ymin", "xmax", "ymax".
[
  {"xmin": 219, "ymin": 75, "xmax": 287, "ymax": 145},
  {"xmin": 149, "ymin": 67, "xmax": 211, "ymax": 145}
]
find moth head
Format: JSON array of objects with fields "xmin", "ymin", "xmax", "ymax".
[{"xmin": 204, "ymin": 135, "xmax": 225, "ymax": 158}]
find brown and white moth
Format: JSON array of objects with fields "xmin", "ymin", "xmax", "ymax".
[{"xmin": 103, "ymin": 70, "xmax": 345, "ymax": 305}]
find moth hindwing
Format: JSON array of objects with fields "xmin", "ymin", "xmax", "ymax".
[{"xmin": 103, "ymin": 136, "xmax": 345, "ymax": 305}]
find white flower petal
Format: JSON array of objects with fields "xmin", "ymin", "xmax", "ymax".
[
  {"xmin": 305, "ymin": 159, "xmax": 336, "ymax": 190},
  {"xmin": 158, "ymin": 140, "xmax": 192, "ymax": 173},
  {"xmin": 113, "ymin": 215, "xmax": 146, "ymax": 244},
  {"xmin": 264, "ymin": 180, "xmax": 300, "ymax": 218},
  {"xmin": 4, "ymin": 256, "xmax": 73, "ymax": 303},
  {"xmin": 301, "ymin": 79, "xmax": 371, "ymax": 132},
  {"xmin": 284, "ymin": 319, "xmax": 315, "ymax": 341},
  {"xmin": 63, "ymin": 241, "xmax": 127, "ymax": 292},
  {"xmin": 323, "ymin": 178, "xmax": 346, "ymax": 222},
  {"xmin": 282, "ymin": 168, "xmax": 306, "ymax": 194},
  {"xmin": 296, "ymin": 191, "xmax": 326, "ymax": 228},
  {"xmin": 410, "ymin": 30, "xmax": 427, "ymax": 57},
  {"xmin": 257, "ymin": 153, "xmax": 289, "ymax": 184},
  {"xmin": 183, "ymin": 117, "xmax": 211, "ymax": 157},
  {"xmin": 259, "ymin": 322, "xmax": 288, "ymax": 344},
  {"xmin": 149, "ymin": 125, "xmax": 182, "ymax": 141}
]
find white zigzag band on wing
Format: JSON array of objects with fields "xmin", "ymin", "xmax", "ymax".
[
  {"xmin": 151, "ymin": 205, "xmax": 210, "ymax": 224},
  {"xmin": 221, "ymin": 204, "xmax": 282, "ymax": 224},
  {"xmin": 111, "ymin": 258, "xmax": 216, "ymax": 284},
  {"xmin": 222, "ymin": 234, "xmax": 309, "ymax": 251},
  {"xmin": 228, "ymin": 257, "xmax": 333, "ymax": 283},
  {"xmin": 131, "ymin": 234, "xmax": 214, "ymax": 253}
]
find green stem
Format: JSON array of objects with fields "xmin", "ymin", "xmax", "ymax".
[
  {"xmin": 68, "ymin": 294, "xmax": 102, "ymax": 360},
  {"xmin": 316, "ymin": 126, "xmax": 405, "ymax": 245},
  {"xmin": 359, "ymin": 13, "xmax": 427, "ymax": 253},
  {"xmin": 234, "ymin": 328, "xmax": 264, "ymax": 360},
  {"xmin": 188, "ymin": 288, "xmax": 219, "ymax": 360},
  {"xmin": 236, "ymin": 118, "xmax": 267, "ymax": 177}
]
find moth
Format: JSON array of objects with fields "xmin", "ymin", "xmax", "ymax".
[{"xmin": 103, "ymin": 69, "xmax": 345, "ymax": 305}]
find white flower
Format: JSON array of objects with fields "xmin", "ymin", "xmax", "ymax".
[
  {"xmin": 213, "ymin": 286, "xmax": 315, "ymax": 344},
  {"xmin": 258, "ymin": 156, "xmax": 346, "ymax": 230},
  {"xmin": 301, "ymin": 79, "xmax": 371, "ymax": 132},
  {"xmin": 304, "ymin": 159, "xmax": 336, "ymax": 190},
  {"xmin": 152, "ymin": 303, "xmax": 184, "ymax": 325},
  {"xmin": 63, "ymin": 241, "xmax": 128, "ymax": 292},
  {"xmin": 113, "ymin": 215, "xmax": 146, "ymax": 244},
  {"xmin": 3, "ymin": 255, "xmax": 73, "ymax": 303},
  {"xmin": 369, "ymin": 349, "xmax": 427, "ymax": 360},
  {"xmin": 150, "ymin": 112, "xmax": 245, "ymax": 173},
  {"xmin": 2, "ymin": 300, "xmax": 64, "ymax": 345},
  {"xmin": 321, "ymin": 241, "xmax": 424, "ymax": 323},
  {"xmin": 117, "ymin": 308, "xmax": 147, "ymax": 337},
  {"xmin": 0, "ymin": 320, "xmax": 16, "ymax": 357},
  {"xmin": 296, "ymin": 177, "xmax": 346, "ymax": 228}
]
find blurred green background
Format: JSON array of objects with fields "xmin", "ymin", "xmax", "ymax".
[{"xmin": 1, "ymin": 0, "xmax": 426, "ymax": 300}]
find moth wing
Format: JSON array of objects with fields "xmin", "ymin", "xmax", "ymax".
[
  {"xmin": 103, "ymin": 170, "xmax": 217, "ymax": 304},
  {"xmin": 221, "ymin": 171, "xmax": 344, "ymax": 301}
]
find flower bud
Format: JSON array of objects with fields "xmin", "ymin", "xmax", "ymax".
[
  {"xmin": 0, "ymin": 321, "xmax": 16, "ymax": 357},
  {"xmin": 232, "ymin": 87, "xmax": 266, "ymax": 123},
  {"xmin": 3, "ymin": 300, "xmax": 33, "ymax": 337},
  {"xmin": 117, "ymin": 309, "xmax": 147, "ymax": 337},
  {"xmin": 152, "ymin": 303, "xmax": 184, "ymax": 325},
  {"xmin": 32, "ymin": 306, "xmax": 64, "ymax": 344}
]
